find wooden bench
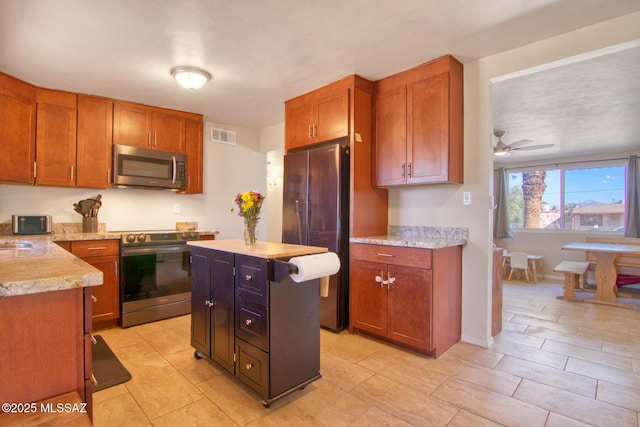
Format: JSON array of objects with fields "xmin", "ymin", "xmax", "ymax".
[{"xmin": 553, "ymin": 261, "xmax": 590, "ymax": 301}]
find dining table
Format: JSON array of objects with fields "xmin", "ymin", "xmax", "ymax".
[{"xmin": 562, "ymin": 242, "xmax": 640, "ymax": 308}]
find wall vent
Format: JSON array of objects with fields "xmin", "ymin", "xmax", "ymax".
[{"xmin": 210, "ymin": 127, "xmax": 237, "ymax": 145}]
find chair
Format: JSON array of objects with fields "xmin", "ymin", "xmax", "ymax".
[{"xmin": 508, "ymin": 252, "xmax": 531, "ymax": 282}]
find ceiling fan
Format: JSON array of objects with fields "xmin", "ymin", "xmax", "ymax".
[{"xmin": 493, "ymin": 130, "xmax": 554, "ymax": 157}]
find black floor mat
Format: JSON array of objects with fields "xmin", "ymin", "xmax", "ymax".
[{"xmin": 92, "ymin": 335, "xmax": 132, "ymax": 392}]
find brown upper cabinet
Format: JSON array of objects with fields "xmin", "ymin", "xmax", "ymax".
[
  {"xmin": 181, "ymin": 118, "xmax": 204, "ymax": 194},
  {"xmin": 0, "ymin": 73, "xmax": 36, "ymax": 185},
  {"xmin": 113, "ymin": 101, "xmax": 186, "ymax": 153},
  {"xmin": 285, "ymin": 86, "xmax": 349, "ymax": 151},
  {"xmin": 373, "ymin": 55, "xmax": 463, "ymax": 186},
  {"xmin": 77, "ymin": 94, "xmax": 114, "ymax": 188},
  {"xmin": 35, "ymin": 88, "xmax": 78, "ymax": 187}
]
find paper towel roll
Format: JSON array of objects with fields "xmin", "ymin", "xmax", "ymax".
[{"xmin": 288, "ymin": 252, "xmax": 341, "ymax": 284}]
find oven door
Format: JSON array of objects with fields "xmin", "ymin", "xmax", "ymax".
[{"xmin": 120, "ymin": 244, "xmax": 192, "ymax": 327}]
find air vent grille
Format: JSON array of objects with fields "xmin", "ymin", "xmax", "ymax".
[{"xmin": 210, "ymin": 127, "xmax": 237, "ymax": 145}]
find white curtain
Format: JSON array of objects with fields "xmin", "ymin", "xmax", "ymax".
[
  {"xmin": 494, "ymin": 168, "xmax": 513, "ymax": 239},
  {"xmin": 625, "ymin": 155, "xmax": 639, "ymax": 237}
]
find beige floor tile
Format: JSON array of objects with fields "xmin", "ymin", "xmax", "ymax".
[
  {"xmin": 501, "ymin": 319, "xmax": 529, "ymax": 333},
  {"xmin": 197, "ymin": 373, "xmax": 274, "ymax": 425},
  {"xmin": 431, "ymin": 377, "xmax": 549, "ymax": 427},
  {"xmin": 493, "ymin": 328, "xmax": 546, "ymax": 349},
  {"xmin": 514, "ymin": 379, "xmax": 638, "ymax": 427},
  {"xmin": 92, "ymin": 392, "xmax": 151, "ymax": 427},
  {"xmin": 488, "ymin": 339, "xmax": 568, "ymax": 370},
  {"xmin": 601, "ymin": 340, "xmax": 640, "ymax": 359},
  {"xmin": 525, "ymin": 326, "xmax": 603, "ymax": 351},
  {"xmin": 320, "ymin": 349, "xmax": 375, "ymax": 391},
  {"xmin": 151, "ymin": 398, "xmax": 236, "ymax": 427},
  {"xmin": 124, "ymin": 364, "xmax": 204, "ymax": 419},
  {"xmin": 426, "ymin": 357, "xmax": 522, "ymax": 396},
  {"xmin": 503, "ymin": 306, "xmax": 559, "ymax": 322},
  {"xmin": 496, "ymin": 355, "xmax": 596, "ymax": 398},
  {"xmin": 510, "ymin": 314, "xmax": 579, "ymax": 333},
  {"xmin": 545, "ymin": 412, "xmax": 596, "ymax": 427},
  {"xmin": 138, "ymin": 325, "xmax": 193, "ymax": 356},
  {"xmin": 439, "ymin": 341, "xmax": 505, "ymax": 369},
  {"xmin": 566, "ymin": 357, "xmax": 640, "ymax": 390},
  {"xmin": 244, "ymin": 402, "xmax": 326, "ymax": 427},
  {"xmin": 164, "ymin": 346, "xmax": 227, "ymax": 385},
  {"xmin": 446, "ymin": 409, "xmax": 503, "ymax": 427},
  {"xmin": 92, "ymin": 383, "xmax": 128, "ymax": 404},
  {"xmin": 352, "ymin": 374, "xmax": 459, "ymax": 425},
  {"xmin": 321, "ymin": 329, "xmax": 401, "ymax": 363},
  {"xmin": 634, "ymin": 358, "xmax": 640, "ymax": 373},
  {"xmin": 345, "ymin": 406, "xmax": 412, "ymax": 426},
  {"xmin": 291, "ymin": 378, "xmax": 371, "ymax": 426},
  {"xmin": 542, "ymin": 339, "xmax": 634, "ymax": 371},
  {"xmin": 94, "ymin": 326, "xmax": 145, "ymax": 350},
  {"xmin": 596, "ymin": 380, "xmax": 640, "ymax": 412}
]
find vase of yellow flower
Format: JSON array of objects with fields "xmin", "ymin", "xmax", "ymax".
[{"xmin": 232, "ymin": 191, "xmax": 265, "ymax": 246}]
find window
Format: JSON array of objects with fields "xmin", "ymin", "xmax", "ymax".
[{"xmin": 507, "ymin": 164, "xmax": 626, "ymax": 232}]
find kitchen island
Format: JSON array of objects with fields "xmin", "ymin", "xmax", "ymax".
[
  {"xmin": 186, "ymin": 239, "xmax": 330, "ymax": 406},
  {"xmin": 349, "ymin": 226, "xmax": 467, "ymax": 358},
  {"xmin": 0, "ymin": 237, "xmax": 103, "ymax": 422}
]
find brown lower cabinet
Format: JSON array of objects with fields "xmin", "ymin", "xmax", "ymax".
[
  {"xmin": 350, "ymin": 243, "xmax": 462, "ymax": 358},
  {"xmin": 57, "ymin": 239, "xmax": 120, "ymax": 329},
  {"xmin": 0, "ymin": 287, "xmax": 93, "ymax": 421}
]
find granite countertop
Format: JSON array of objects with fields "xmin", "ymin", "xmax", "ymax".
[
  {"xmin": 188, "ymin": 239, "xmax": 328, "ymax": 259},
  {"xmin": 0, "ymin": 238, "xmax": 103, "ymax": 298},
  {"xmin": 350, "ymin": 226, "xmax": 468, "ymax": 249}
]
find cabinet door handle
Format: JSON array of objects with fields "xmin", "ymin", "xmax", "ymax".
[
  {"xmin": 115, "ymin": 260, "xmax": 118, "ymax": 277},
  {"xmin": 148, "ymin": 132, "xmax": 151, "ymax": 146},
  {"xmin": 87, "ymin": 247, "xmax": 107, "ymax": 251},
  {"xmin": 313, "ymin": 123, "xmax": 317, "ymax": 138},
  {"xmin": 91, "ymin": 295, "xmax": 98, "ymax": 303},
  {"xmin": 308, "ymin": 124, "xmax": 312, "ymax": 139},
  {"xmin": 245, "ymin": 319, "xmax": 253, "ymax": 326},
  {"xmin": 91, "ymin": 334, "xmax": 97, "ymax": 344},
  {"xmin": 245, "ymin": 363, "xmax": 254, "ymax": 370},
  {"xmin": 91, "ymin": 374, "xmax": 98, "ymax": 385},
  {"xmin": 245, "ymin": 274, "xmax": 253, "ymax": 281},
  {"xmin": 154, "ymin": 132, "xmax": 157, "ymax": 147},
  {"xmin": 401, "ymin": 163, "xmax": 406, "ymax": 178},
  {"xmin": 407, "ymin": 162, "xmax": 412, "ymax": 178},
  {"xmin": 376, "ymin": 253, "xmax": 394, "ymax": 257},
  {"xmin": 387, "ymin": 272, "xmax": 396, "ymax": 289},
  {"xmin": 204, "ymin": 300, "xmax": 215, "ymax": 308},
  {"xmin": 375, "ymin": 271, "xmax": 388, "ymax": 287},
  {"xmin": 70, "ymin": 165, "xmax": 74, "ymax": 181}
]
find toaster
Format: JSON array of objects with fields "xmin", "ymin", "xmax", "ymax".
[{"xmin": 12, "ymin": 215, "xmax": 53, "ymax": 235}]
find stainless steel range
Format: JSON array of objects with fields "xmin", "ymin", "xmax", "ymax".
[{"xmin": 119, "ymin": 230, "xmax": 200, "ymax": 327}]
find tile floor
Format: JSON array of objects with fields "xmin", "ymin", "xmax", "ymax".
[{"xmin": 93, "ymin": 280, "xmax": 640, "ymax": 426}]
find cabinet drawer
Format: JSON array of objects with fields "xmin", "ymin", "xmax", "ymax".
[
  {"xmin": 236, "ymin": 299, "xmax": 269, "ymax": 351},
  {"xmin": 235, "ymin": 339, "xmax": 269, "ymax": 398},
  {"xmin": 350, "ymin": 243, "xmax": 431, "ymax": 269},
  {"xmin": 235, "ymin": 255, "xmax": 268, "ymax": 303},
  {"xmin": 71, "ymin": 240, "xmax": 119, "ymax": 257}
]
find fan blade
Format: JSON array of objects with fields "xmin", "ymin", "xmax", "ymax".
[
  {"xmin": 512, "ymin": 144, "xmax": 554, "ymax": 151},
  {"xmin": 508, "ymin": 139, "xmax": 533, "ymax": 149}
]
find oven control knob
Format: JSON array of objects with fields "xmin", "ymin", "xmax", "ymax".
[
  {"xmin": 137, "ymin": 234, "xmax": 147, "ymax": 242},
  {"xmin": 125, "ymin": 233, "xmax": 136, "ymax": 243},
  {"xmin": 189, "ymin": 231, "xmax": 199, "ymax": 239},
  {"xmin": 181, "ymin": 232, "xmax": 189, "ymax": 240}
]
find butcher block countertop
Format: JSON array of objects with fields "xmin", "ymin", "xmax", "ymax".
[
  {"xmin": 188, "ymin": 239, "xmax": 328, "ymax": 259},
  {"xmin": 0, "ymin": 237, "xmax": 103, "ymax": 298}
]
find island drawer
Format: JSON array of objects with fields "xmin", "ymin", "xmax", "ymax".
[
  {"xmin": 235, "ymin": 255, "xmax": 269, "ymax": 303},
  {"xmin": 350, "ymin": 243, "xmax": 432, "ymax": 269},
  {"xmin": 236, "ymin": 298, "xmax": 269, "ymax": 351},
  {"xmin": 235, "ymin": 338, "xmax": 268, "ymax": 397}
]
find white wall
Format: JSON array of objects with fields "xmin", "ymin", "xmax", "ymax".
[
  {"xmin": 0, "ymin": 120, "xmax": 268, "ymax": 239},
  {"xmin": 390, "ymin": 11, "xmax": 640, "ymax": 347},
  {"xmin": 260, "ymin": 123, "xmax": 285, "ymax": 243}
]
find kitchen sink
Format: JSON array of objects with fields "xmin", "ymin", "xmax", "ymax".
[{"xmin": 0, "ymin": 241, "xmax": 34, "ymax": 250}]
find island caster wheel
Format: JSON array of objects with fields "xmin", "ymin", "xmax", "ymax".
[{"xmin": 194, "ymin": 350, "xmax": 203, "ymax": 360}]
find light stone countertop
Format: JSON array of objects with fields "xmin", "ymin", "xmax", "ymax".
[
  {"xmin": 0, "ymin": 237, "xmax": 103, "ymax": 298},
  {"xmin": 188, "ymin": 239, "xmax": 328, "ymax": 259},
  {"xmin": 349, "ymin": 226, "xmax": 468, "ymax": 249}
]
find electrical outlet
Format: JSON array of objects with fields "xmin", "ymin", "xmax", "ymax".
[
  {"xmin": 173, "ymin": 203, "xmax": 181, "ymax": 214},
  {"xmin": 463, "ymin": 192, "xmax": 472, "ymax": 205}
]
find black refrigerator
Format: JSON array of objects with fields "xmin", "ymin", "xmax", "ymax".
[{"xmin": 282, "ymin": 142, "xmax": 350, "ymax": 331}]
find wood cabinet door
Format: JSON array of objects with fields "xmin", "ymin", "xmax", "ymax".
[
  {"xmin": 76, "ymin": 95, "xmax": 113, "ymax": 189},
  {"xmin": 0, "ymin": 74, "xmax": 36, "ymax": 184},
  {"xmin": 387, "ymin": 264, "xmax": 432, "ymax": 351},
  {"xmin": 285, "ymin": 97, "xmax": 313, "ymax": 150},
  {"xmin": 84, "ymin": 255, "xmax": 119, "ymax": 325},
  {"xmin": 210, "ymin": 250, "xmax": 236, "ymax": 374},
  {"xmin": 374, "ymin": 86, "xmax": 407, "ymax": 186},
  {"xmin": 315, "ymin": 88, "xmax": 349, "ymax": 142},
  {"xmin": 35, "ymin": 89, "xmax": 77, "ymax": 187},
  {"xmin": 190, "ymin": 247, "xmax": 212, "ymax": 358},
  {"xmin": 182, "ymin": 118, "xmax": 203, "ymax": 193},
  {"xmin": 350, "ymin": 259, "xmax": 388, "ymax": 337},
  {"xmin": 153, "ymin": 110, "xmax": 185, "ymax": 153},
  {"xmin": 407, "ymin": 73, "xmax": 449, "ymax": 184},
  {"xmin": 113, "ymin": 101, "xmax": 152, "ymax": 148}
]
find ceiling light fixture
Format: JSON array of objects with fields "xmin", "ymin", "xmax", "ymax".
[{"xmin": 170, "ymin": 66, "xmax": 211, "ymax": 90}]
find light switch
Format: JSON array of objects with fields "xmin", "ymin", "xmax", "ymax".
[
  {"xmin": 463, "ymin": 192, "xmax": 472, "ymax": 205},
  {"xmin": 173, "ymin": 203, "xmax": 181, "ymax": 214}
]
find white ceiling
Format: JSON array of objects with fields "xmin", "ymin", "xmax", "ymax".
[{"xmin": 2, "ymin": 0, "xmax": 640, "ymax": 162}]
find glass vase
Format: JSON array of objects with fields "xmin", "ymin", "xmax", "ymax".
[{"xmin": 244, "ymin": 219, "xmax": 258, "ymax": 246}]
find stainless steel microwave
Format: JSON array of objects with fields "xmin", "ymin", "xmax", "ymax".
[{"xmin": 112, "ymin": 144, "xmax": 187, "ymax": 190}]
